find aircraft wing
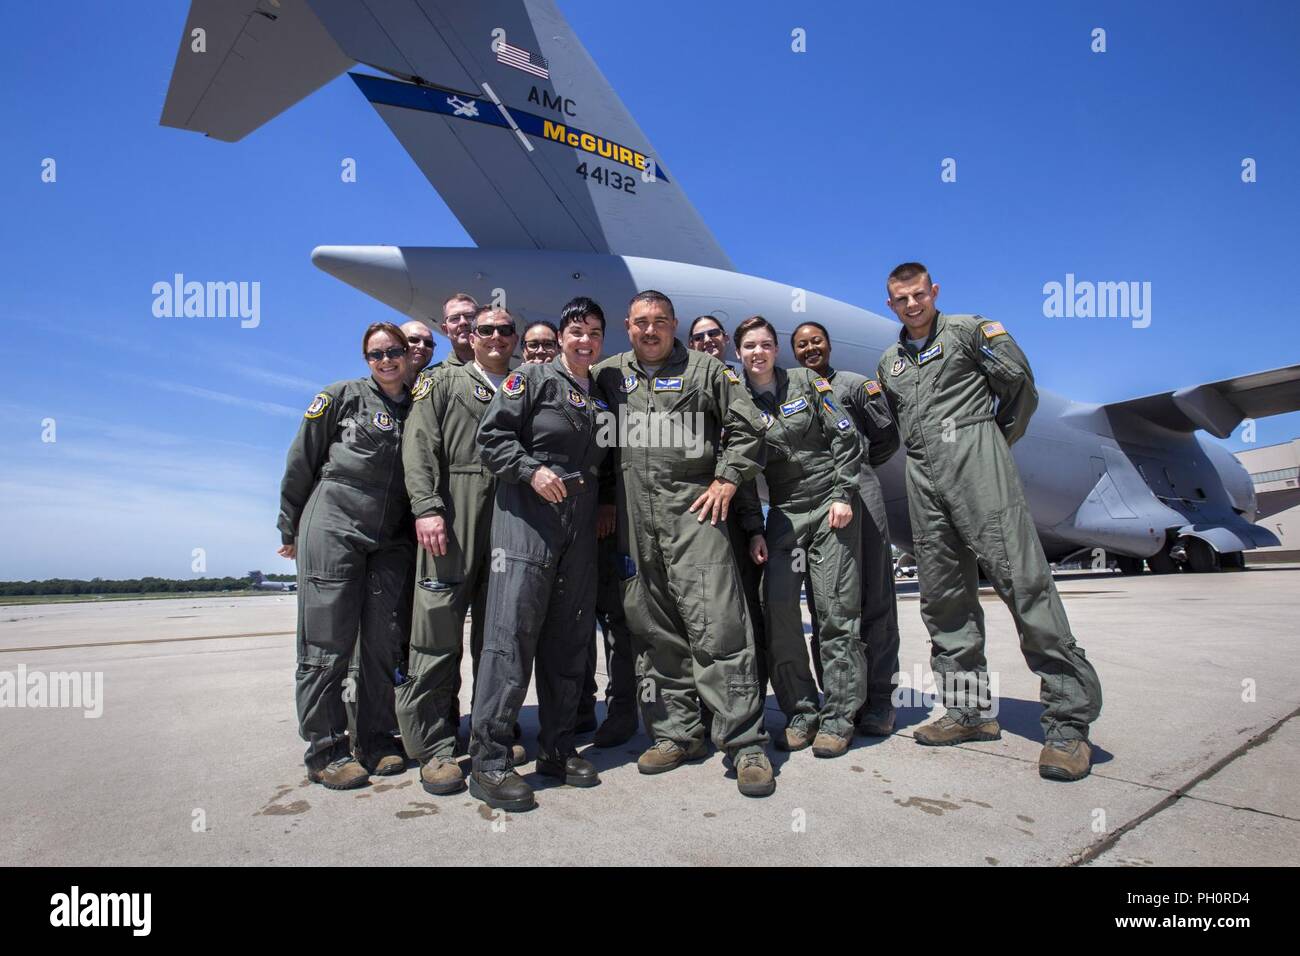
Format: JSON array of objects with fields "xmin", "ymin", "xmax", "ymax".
[
  {"xmin": 160, "ymin": 0, "xmax": 733, "ymax": 270},
  {"xmin": 1102, "ymin": 364, "xmax": 1300, "ymax": 438}
]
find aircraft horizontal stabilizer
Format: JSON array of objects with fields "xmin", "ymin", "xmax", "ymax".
[
  {"xmin": 159, "ymin": 0, "xmax": 353, "ymax": 142},
  {"xmin": 1102, "ymin": 364, "xmax": 1300, "ymax": 438}
]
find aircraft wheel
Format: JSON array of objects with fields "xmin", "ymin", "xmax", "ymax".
[
  {"xmin": 1147, "ymin": 549, "xmax": 1180, "ymax": 574},
  {"xmin": 1183, "ymin": 537, "xmax": 1221, "ymax": 573},
  {"xmin": 1114, "ymin": 555, "xmax": 1145, "ymax": 575}
]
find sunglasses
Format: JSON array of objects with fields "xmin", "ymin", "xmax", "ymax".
[
  {"xmin": 690, "ymin": 328, "xmax": 724, "ymax": 343},
  {"xmin": 475, "ymin": 323, "xmax": 517, "ymax": 338},
  {"xmin": 365, "ymin": 346, "xmax": 408, "ymax": 362},
  {"xmin": 407, "ymin": 335, "xmax": 433, "ymax": 347}
]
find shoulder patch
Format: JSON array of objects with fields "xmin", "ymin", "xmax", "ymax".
[
  {"xmin": 980, "ymin": 321, "xmax": 1007, "ymax": 339},
  {"xmin": 412, "ymin": 377, "xmax": 434, "ymax": 401},
  {"xmin": 304, "ymin": 392, "xmax": 331, "ymax": 419},
  {"xmin": 863, "ymin": 379, "xmax": 882, "ymax": 396},
  {"xmin": 502, "ymin": 372, "xmax": 525, "ymax": 398},
  {"xmin": 812, "ymin": 377, "xmax": 833, "ymax": 394},
  {"xmin": 759, "ymin": 410, "xmax": 775, "ymax": 430},
  {"xmin": 472, "ymin": 383, "xmax": 492, "ymax": 402},
  {"xmin": 622, "ymin": 374, "xmax": 639, "ymax": 394},
  {"xmin": 372, "ymin": 410, "xmax": 395, "ymax": 432},
  {"xmin": 890, "ymin": 358, "xmax": 906, "ymax": 377},
  {"xmin": 723, "ymin": 368, "xmax": 742, "ymax": 386},
  {"xmin": 567, "ymin": 387, "xmax": 587, "ymax": 409},
  {"xmin": 592, "ymin": 397, "xmax": 610, "ymax": 411}
]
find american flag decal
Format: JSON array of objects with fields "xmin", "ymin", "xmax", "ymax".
[{"xmin": 496, "ymin": 41, "xmax": 550, "ymax": 79}]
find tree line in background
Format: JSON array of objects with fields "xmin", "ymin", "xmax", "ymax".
[{"xmin": 0, "ymin": 574, "xmax": 295, "ymax": 596}]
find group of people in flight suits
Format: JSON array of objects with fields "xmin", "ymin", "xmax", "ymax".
[{"xmin": 277, "ymin": 262, "xmax": 1104, "ymax": 813}]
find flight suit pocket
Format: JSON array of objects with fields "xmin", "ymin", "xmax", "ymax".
[
  {"xmin": 300, "ymin": 572, "xmax": 360, "ymax": 664},
  {"xmin": 687, "ymin": 562, "xmax": 749, "ymax": 659}
]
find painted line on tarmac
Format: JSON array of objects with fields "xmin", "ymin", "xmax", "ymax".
[
  {"xmin": 0, "ymin": 630, "xmax": 294, "ymax": 654},
  {"xmin": 1069, "ymin": 704, "xmax": 1300, "ymax": 865}
]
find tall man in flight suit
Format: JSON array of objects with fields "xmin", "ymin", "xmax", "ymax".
[
  {"xmin": 877, "ymin": 263, "xmax": 1103, "ymax": 781},
  {"xmin": 592, "ymin": 290, "xmax": 776, "ymax": 798},
  {"xmin": 792, "ymin": 321, "xmax": 902, "ymax": 736},
  {"xmin": 397, "ymin": 306, "xmax": 519, "ymax": 796}
]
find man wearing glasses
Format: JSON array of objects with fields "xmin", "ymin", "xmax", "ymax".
[
  {"xmin": 397, "ymin": 306, "xmax": 524, "ymax": 795},
  {"xmin": 414, "ymin": 293, "xmax": 480, "ymax": 388},
  {"xmin": 401, "ymin": 320, "xmax": 436, "ymax": 386},
  {"xmin": 522, "ymin": 320, "xmax": 560, "ymax": 365}
]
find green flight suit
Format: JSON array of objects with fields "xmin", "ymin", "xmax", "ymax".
[
  {"xmin": 396, "ymin": 362, "xmax": 499, "ymax": 762},
  {"xmin": 807, "ymin": 367, "xmax": 901, "ymax": 716},
  {"xmin": 877, "ymin": 313, "xmax": 1102, "ymax": 741},
  {"xmin": 591, "ymin": 343, "xmax": 770, "ymax": 756},
  {"xmin": 735, "ymin": 367, "xmax": 868, "ymax": 738},
  {"xmin": 278, "ymin": 377, "xmax": 414, "ymax": 772}
]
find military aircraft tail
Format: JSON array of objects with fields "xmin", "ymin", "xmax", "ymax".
[{"xmin": 161, "ymin": 0, "xmax": 732, "ymax": 270}]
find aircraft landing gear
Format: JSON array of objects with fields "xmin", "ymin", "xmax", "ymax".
[
  {"xmin": 1182, "ymin": 536, "xmax": 1221, "ymax": 573},
  {"xmin": 1147, "ymin": 549, "xmax": 1181, "ymax": 574},
  {"xmin": 1114, "ymin": 554, "xmax": 1145, "ymax": 575}
]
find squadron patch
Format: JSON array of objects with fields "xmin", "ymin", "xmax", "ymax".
[
  {"xmin": 653, "ymin": 377, "xmax": 683, "ymax": 391},
  {"xmin": 567, "ymin": 388, "xmax": 587, "ymax": 409},
  {"xmin": 622, "ymin": 374, "xmax": 638, "ymax": 394},
  {"xmin": 723, "ymin": 368, "xmax": 742, "ymax": 386},
  {"xmin": 864, "ymin": 379, "xmax": 882, "ymax": 396},
  {"xmin": 780, "ymin": 397, "xmax": 808, "ymax": 417},
  {"xmin": 812, "ymin": 377, "xmax": 833, "ymax": 394},
  {"xmin": 502, "ymin": 372, "xmax": 525, "ymax": 398},
  {"xmin": 412, "ymin": 376, "xmax": 434, "ymax": 401},
  {"xmin": 918, "ymin": 342, "xmax": 944, "ymax": 365},
  {"xmin": 473, "ymin": 383, "xmax": 492, "ymax": 403},
  {"xmin": 372, "ymin": 411, "xmax": 395, "ymax": 432},
  {"xmin": 759, "ymin": 410, "xmax": 775, "ymax": 430},
  {"xmin": 304, "ymin": 392, "xmax": 331, "ymax": 419},
  {"xmin": 980, "ymin": 321, "xmax": 1008, "ymax": 339},
  {"xmin": 890, "ymin": 358, "xmax": 906, "ymax": 377}
]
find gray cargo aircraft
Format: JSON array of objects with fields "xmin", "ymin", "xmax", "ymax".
[{"xmin": 162, "ymin": 0, "xmax": 1300, "ymax": 573}]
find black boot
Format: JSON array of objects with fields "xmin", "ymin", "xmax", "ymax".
[
  {"xmin": 469, "ymin": 769, "xmax": 536, "ymax": 811},
  {"xmin": 536, "ymin": 751, "xmax": 600, "ymax": 788}
]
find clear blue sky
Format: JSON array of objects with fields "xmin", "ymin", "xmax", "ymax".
[{"xmin": 2, "ymin": 1, "xmax": 1297, "ymax": 579}]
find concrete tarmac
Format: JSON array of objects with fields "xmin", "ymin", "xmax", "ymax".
[{"xmin": 2, "ymin": 567, "xmax": 1297, "ymax": 866}]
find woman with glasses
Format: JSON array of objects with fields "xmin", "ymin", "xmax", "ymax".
[
  {"xmin": 277, "ymin": 322, "xmax": 415, "ymax": 789},
  {"xmin": 522, "ymin": 320, "xmax": 560, "ymax": 364},
  {"xmin": 732, "ymin": 315, "xmax": 868, "ymax": 759},
  {"xmin": 686, "ymin": 314, "xmax": 740, "ymax": 373}
]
